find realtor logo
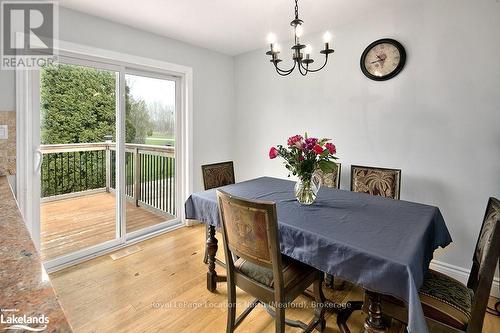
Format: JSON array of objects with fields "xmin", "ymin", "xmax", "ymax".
[
  {"xmin": 1, "ymin": 1, "xmax": 58, "ymax": 69},
  {"xmin": 0, "ymin": 309, "xmax": 49, "ymax": 331}
]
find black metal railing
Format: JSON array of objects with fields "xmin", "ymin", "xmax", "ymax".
[
  {"xmin": 40, "ymin": 142, "xmax": 176, "ymax": 217},
  {"xmin": 41, "ymin": 146, "xmax": 107, "ymax": 197}
]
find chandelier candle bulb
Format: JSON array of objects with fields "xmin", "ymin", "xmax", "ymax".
[
  {"xmin": 323, "ymin": 31, "xmax": 332, "ymax": 43},
  {"xmin": 267, "ymin": 33, "xmax": 277, "ymax": 44},
  {"xmin": 295, "ymin": 25, "xmax": 304, "ymax": 38}
]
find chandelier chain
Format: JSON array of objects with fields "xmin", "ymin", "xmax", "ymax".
[{"xmin": 295, "ymin": 0, "xmax": 299, "ymax": 19}]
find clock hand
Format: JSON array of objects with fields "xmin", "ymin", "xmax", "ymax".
[{"xmin": 370, "ymin": 59, "xmax": 385, "ymax": 64}]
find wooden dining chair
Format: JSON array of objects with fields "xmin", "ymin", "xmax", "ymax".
[
  {"xmin": 374, "ymin": 197, "xmax": 500, "ymax": 333},
  {"xmin": 201, "ymin": 161, "xmax": 235, "ymax": 264},
  {"xmin": 314, "ymin": 163, "xmax": 341, "ymax": 189},
  {"xmin": 350, "ymin": 165, "xmax": 401, "ymax": 199},
  {"xmin": 216, "ymin": 189, "xmax": 326, "ymax": 333}
]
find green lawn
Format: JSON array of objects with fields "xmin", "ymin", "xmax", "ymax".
[{"xmin": 145, "ymin": 132, "xmax": 175, "ymax": 146}]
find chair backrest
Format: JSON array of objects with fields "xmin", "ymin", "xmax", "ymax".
[
  {"xmin": 314, "ymin": 163, "xmax": 341, "ymax": 189},
  {"xmin": 466, "ymin": 197, "xmax": 500, "ymax": 332},
  {"xmin": 216, "ymin": 189, "xmax": 282, "ymax": 272},
  {"xmin": 351, "ymin": 165, "xmax": 401, "ymax": 199},
  {"xmin": 201, "ymin": 161, "xmax": 235, "ymax": 190}
]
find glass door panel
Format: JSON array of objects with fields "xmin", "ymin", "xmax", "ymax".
[
  {"xmin": 39, "ymin": 62, "xmax": 119, "ymax": 261},
  {"xmin": 124, "ymin": 73, "xmax": 177, "ymax": 234}
]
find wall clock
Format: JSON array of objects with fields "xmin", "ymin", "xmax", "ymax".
[{"xmin": 360, "ymin": 38, "xmax": 406, "ymax": 81}]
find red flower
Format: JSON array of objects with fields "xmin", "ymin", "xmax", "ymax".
[
  {"xmin": 269, "ymin": 147, "xmax": 279, "ymax": 159},
  {"xmin": 313, "ymin": 144, "xmax": 324, "ymax": 154},
  {"xmin": 325, "ymin": 143, "xmax": 336, "ymax": 154}
]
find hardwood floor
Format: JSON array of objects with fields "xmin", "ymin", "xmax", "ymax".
[
  {"xmin": 41, "ymin": 192, "xmax": 173, "ymax": 261},
  {"xmin": 50, "ymin": 225, "xmax": 500, "ymax": 333}
]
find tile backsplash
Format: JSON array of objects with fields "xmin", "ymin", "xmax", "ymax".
[{"xmin": 0, "ymin": 111, "xmax": 16, "ymax": 176}]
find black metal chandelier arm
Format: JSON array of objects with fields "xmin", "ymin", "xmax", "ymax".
[
  {"xmin": 297, "ymin": 62, "xmax": 308, "ymax": 76},
  {"xmin": 299, "ymin": 55, "xmax": 329, "ymax": 73},
  {"xmin": 274, "ymin": 61, "xmax": 296, "ymax": 75},
  {"xmin": 275, "ymin": 67, "xmax": 293, "ymax": 77}
]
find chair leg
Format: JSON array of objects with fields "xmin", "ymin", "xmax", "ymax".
[
  {"xmin": 325, "ymin": 274, "xmax": 334, "ymax": 289},
  {"xmin": 226, "ymin": 280, "xmax": 236, "ymax": 333},
  {"xmin": 275, "ymin": 306, "xmax": 285, "ymax": 333},
  {"xmin": 203, "ymin": 224, "xmax": 209, "ymax": 264}
]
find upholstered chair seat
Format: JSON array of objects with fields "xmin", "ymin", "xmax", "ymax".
[
  {"xmin": 419, "ymin": 270, "xmax": 473, "ymax": 330},
  {"xmin": 234, "ymin": 256, "xmax": 317, "ymax": 289}
]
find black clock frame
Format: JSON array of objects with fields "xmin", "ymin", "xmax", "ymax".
[{"xmin": 360, "ymin": 38, "xmax": 406, "ymax": 81}]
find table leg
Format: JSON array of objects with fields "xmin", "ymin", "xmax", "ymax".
[
  {"xmin": 206, "ymin": 225, "xmax": 218, "ymax": 292},
  {"xmin": 362, "ymin": 291, "xmax": 385, "ymax": 333}
]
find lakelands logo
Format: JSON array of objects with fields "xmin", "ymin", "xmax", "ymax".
[
  {"xmin": 0, "ymin": 309, "xmax": 48, "ymax": 331},
  {"xmin": 0, "ymin": 1, "xmax": 58, "ymax": 70}
]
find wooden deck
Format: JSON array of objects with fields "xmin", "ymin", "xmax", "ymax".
[{"xmin": 41, "ymin": 192, "xmax": 173, "ymax": 261}]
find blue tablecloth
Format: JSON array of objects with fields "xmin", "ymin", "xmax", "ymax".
[{"xmin": 185, "ymin": 177, "xmax": 452, "ymax": 333}]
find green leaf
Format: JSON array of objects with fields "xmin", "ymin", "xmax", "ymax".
[{"xmin": 318, "ymin": 160, "xmax": 336, "ymax": 173}]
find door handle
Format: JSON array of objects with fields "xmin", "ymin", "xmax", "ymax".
[{"xmin": 35, "ymin": 149, "xmax": 43, "ymax": 175}]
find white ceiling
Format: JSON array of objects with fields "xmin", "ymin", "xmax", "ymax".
[{"xmin": 59, "ymin": 0, "xmax": 399, "ymax": 56}]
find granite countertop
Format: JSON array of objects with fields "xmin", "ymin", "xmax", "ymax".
[{"xmin": 0, "ymin": 176, "xmax": 73, "ymax": 332}]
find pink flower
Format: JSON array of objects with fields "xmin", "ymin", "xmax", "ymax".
[
  {"xmin": 313, "ymin": 144, "xmax": 324, "ymax": 154},
  {"xmin": 325, "ymin": 143, "xmax": 336, "ymax": 154},
  {"xmin": 269, "ymin": 147, "xmax": 279, "ymax": 159},
  {"xmin": 287, "ymin": 135, "xmax": 303, "ymax": 147}
]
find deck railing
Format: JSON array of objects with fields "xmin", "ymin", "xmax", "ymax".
[{"xmin": 40, "ymin": 142, "xmax": 176, "ymax": 216}]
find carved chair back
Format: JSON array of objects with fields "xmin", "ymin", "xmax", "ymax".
[
  {"xmin": 216, "ymin": 190, "xmax": 284, "ymax": 285},
  {"xmin": 351, "ymin": 165, "xmax": 401, "ymax": 199},
  {"xmin": 202, "ymin": 161, "xmax": 235, "ymax": 190},
  {"xmin": 466, "ymin": 197, "xmax": 500, "ymax": 332},
  {"xmin": 314, "ymin": 163, "xmax": 341, "ymax": 189}
]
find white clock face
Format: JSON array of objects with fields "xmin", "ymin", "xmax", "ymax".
[{"xmin": 364, "ymin": 42, "xmax": 401, "ymax": 77}]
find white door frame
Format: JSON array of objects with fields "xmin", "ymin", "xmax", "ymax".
[{"xmin": 16, "ymin": 39, "xmax": 193, "ymax": 271}]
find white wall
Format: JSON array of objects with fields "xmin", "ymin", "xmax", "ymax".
[
  {"xmin": 233, "ymin": 0, "xmax": 500, "ymax": 273},
  {"xmin": 0, "ymin": 7, "xmax": 235, "ymax": 192}
]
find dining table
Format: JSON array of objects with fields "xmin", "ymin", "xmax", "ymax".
[{"xmin": 184, "ymin": 176, "xmax": 452, "ymax": 333}]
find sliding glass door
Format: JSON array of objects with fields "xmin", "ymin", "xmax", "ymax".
[
  {"xmin": 124, "ymin": 72, "xmax": 178, "ymax": 235},
  {"xmin": 34, "ymin": 53, "xmax": 183, "ymax": 269},
  {"xmin": 39, "ymin": 58, "xmax": 121, "ymax": 263}
]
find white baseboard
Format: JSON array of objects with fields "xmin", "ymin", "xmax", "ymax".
[{"xmin": 430, "ymin": 260, "xmax": 499, "ymax": 298}]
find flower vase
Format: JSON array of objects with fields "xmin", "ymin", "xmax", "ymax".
[{"xmin": 294, "ymin": 175, "xmax": 321, "ymax": 205}]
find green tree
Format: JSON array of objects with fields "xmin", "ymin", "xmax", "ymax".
[
  {"xmin": 41, "ymin": 64, "xmax": 153, "ymax": 144},
  {"xmin": 39, "ymin": 64, "xmax": 156, "ymax": 197},
  {"xmin": 41, "ymin": 64, "xmax": 117, "ymax": 144}
]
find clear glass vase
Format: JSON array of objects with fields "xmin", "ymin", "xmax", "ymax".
[{"xmin": 294, "ymin": 175, "xmax": 321, "ymax": 205}]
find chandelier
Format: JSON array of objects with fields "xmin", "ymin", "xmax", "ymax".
[{"xmin": 266, "ymin": 0, "xmax": 334, "ymax": 76}]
